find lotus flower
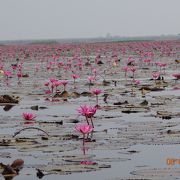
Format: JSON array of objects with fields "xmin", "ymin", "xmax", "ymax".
[
  {"xmin": 133, "ymin": 79, "xmax": 140, "ymax": 85},
  {"xmin": 22, "ymin": 113, "xmax": 36, "ymax": 120},
  {"xmin": 71, "ymin": 74, "xmax": 79, "ymax": 85},
  {"xmin": 122, "ymin": 66, "xmax": 129, "ymax": 80},
  {"xmin": 71, "ymin": 74, "xmax": 79, "ymax": 80},
  {"xmin": 75, "ymin": 124, "xmax": 93, "ymax": 146},
  {"xmin": 172, "ymin": 73, "xmax": 180, "ymax": 80},
  {"xmin": 88, "ymin": 76, "xmax": 95, "ymax": 83},
  {"xmin": 77, "ymin": 105, "xmax": 97, "ymax": 118},
  {"xmin": 129, "ymin": 67, "xmax": 137, "ymax": 80},
  {"xmin": 60, "ymin": 80, "xmax": 68, "ymax": 91},
  {"xmin": 80, "ymin": 161, "xmax": 97, "ymax": 165},
  {"xmin": 152, "ymin": 72, "xmax": 160, "ymax": 80},
  {"xmin": 91, "ymin": 88, "xmax": 102, "ymax": 106},
  {"xmin": 4, "ymin": 70, "xmax": 12, "ymax": 79},
  {"xmin": 75, "ymin": 124, "xmax": 93, "ymax": 134},
  {"xmin": 91, "ymin": 88, "xmax": 102, "ymax": 96},
  {"xmin": 92, "ymin": 68, "xmax": 97, "ymax": 76},
  {"xmin": 49, "ymin": 78, "xmax": 58, "ymax": 83},
  {"xmin": 77, "ymin": 105, "xmax": 97, "ymax": 127},
  {"xmin": 44, "ymin": 82, "xmax": 49, "ymax": 86},
  {"xmin": 17, "ymin": 72, "xmax": 22, "ymax": 81}
]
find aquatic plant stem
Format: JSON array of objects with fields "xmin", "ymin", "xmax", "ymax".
[
  {"xmin": 85, "ymin": 117, "xmax": 89, "ymax": 125},
  {"xmin": 90, "ymin": 117, "xmax": 94, "ymax": 128},
  {"xmin": 83, "ymin": 134, "xmax": 85, "ymax": 147},
  {"xmin": 96, "ymin": 95, "xmax": 98, "ymax": 106},
  {"xmin": 13, "ymin": 127, "xmax": 49, "ymax": 137}
]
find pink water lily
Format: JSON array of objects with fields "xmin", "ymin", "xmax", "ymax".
[
  {"xmin": 143, "ymin": 59, "xmax": 151, "ymax": 63},
  {"xmin": 127, "ymin": 57, "xmax": 135, "ymax": 65},
  {"xmin": 122, "ymin": 66, "xmax": 129, "ymax": 81},
  {"xmin": 44, "ymin": 82, "xmax": 49, "ymax": 86},
  {"xmin": 87, "ymin": 106, "xmax": 97, "ymax": 118},
  {"xmin": 22, "ymin": 113, "xmax": 36, "ymax": 120},
  {"xmin": 122, "ymin": 66, "xmax": 129, "ymax": 72},
  {"xmin": 11, "ymin": 64, "xmax": 17, "ymax": 70},
  {"xmin": 53, "ymin": 80, "xmax": 61, "ymax": 87},
  {"xmin": 77, "ymin": 105, "xmax": 97, "ymax": 127},
  {"xmin": 17, "ymin": 72, "xmax": 23, "ymax": 82},
  {"xmin": 152, "ymin": 72, "xmax": 160, "ymax": 79},
  {"xmin": 44, "ymin": 78, "xmax": 61, "ymax": 94},
  {"xmin": 155, "ymin": 62, "xmax": 167, "ymax": 73},
  {"xmin": 133, "ymin": 79, "xmax": 140, "ymax": 85},
  {"xmin": 80, "ymin": 161, "xmax": 97, "ymax": 165},
  {"xmin": 75, "ymin": 124, "xmax": 93, "ymax": 134},
  {"xmin": 152, "ymin": 72, "xmax": 160, "ymax": 81},
  {"xmin": 87, "ymin": 76, "xmax": 95, "ymax": 90},
  {"xmin": 77, "ymin": 105, "xmax": 97, "ymax": 118},
  {"xmin": 75, "ymin": 124, "xmax": 93, "ymax": 146},
  {"xmin": 17, "ymin": 72, "xmax": 22, "ymax": 78},
  {"xmin": 71, "ymin": 74, "xmax": 79, "ymax": 86},
  {"xmin": 71, "ymin": 74, "xmax": 79, "ymax": 80},
  {"xmin": 91, "ymin": 88, "xmax": 103, "ymax": 105},
  {"xmin": 45, "ymin": 90, "xmax": 52, "ymax": 94},
  {"xmin": 4, "ymin": 70, "xmax": 12, "ymax": 79},
  {"xmin": 88, "ymin": 76, "xmax": 95, "ymax": 83},
  {"xmin": 91, "ymin": 88, "xmax": 102, "ymax": 95},
  {"xmin": 130, "ymin": 67, "xmax": 137, "ymax": 80},
  {"xmin": 172, "ymin": 73, "xmax": 180, "ymax": 80},
  {"xmin": 92, "ymin": 68, "xmax": 97, "ymax": 77},
  {"xmin": 60, "ymin": 80, "xmax": 68, "ymax": 91},
  {"xmin": 49, "ymin": 78, "xmax": 58, "ymax": 83}
]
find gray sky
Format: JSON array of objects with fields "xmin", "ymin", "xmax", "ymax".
[{"xmin": 0, "ymin": 0, "xmax": 179, "ymax": 40}]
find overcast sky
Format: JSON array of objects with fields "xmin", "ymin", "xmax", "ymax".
[{"xmin": 0, "ymin": 0, "xmax": 179, "ymax": 40}]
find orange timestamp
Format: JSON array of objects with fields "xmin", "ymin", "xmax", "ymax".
[{"xmin": 166, "ymin": 158, "xmax": 180, "ymax": 166}]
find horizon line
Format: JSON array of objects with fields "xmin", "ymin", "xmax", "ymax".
[{"xmin": 0, "ymin": 33, "xmax": 180, "ymax": 42}]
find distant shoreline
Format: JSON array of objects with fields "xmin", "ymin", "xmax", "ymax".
[{"xmin": 0, "ymin": 34, "xmax": 179, "ymax": 45}]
